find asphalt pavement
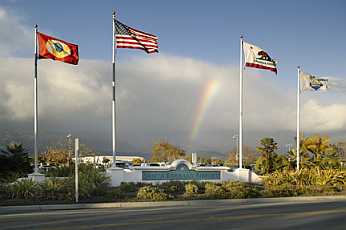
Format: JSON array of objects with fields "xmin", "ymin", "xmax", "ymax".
[{"xmin": 0, "ymin": 198, "xmax": 345, "ymax": 230}]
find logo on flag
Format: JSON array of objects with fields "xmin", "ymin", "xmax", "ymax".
[
  {"xmin": 300, "ymin": 71, "xmax": 328, "ymax": 91},
  {"xmin": 46, "ymin": 40, "xmax": 71, "ymax": 58},
  {"xmin": 243, "ymin": 41, "xmax": 277, "ymax": 74},
  {"xmin": 37, "ymin": 32, "xmax": 79, "ymax": 65},
  {"xmin": 114, "ymin": 20, "xmax": 158, "ymax": 54}
]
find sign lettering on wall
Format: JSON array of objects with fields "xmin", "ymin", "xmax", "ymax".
[{"xmin": 142, "ymin": 170, "xmax": 220, "ymax": 181}]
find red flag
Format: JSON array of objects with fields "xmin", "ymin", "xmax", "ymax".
[{"xmin": 37, "ymin": 32, "xmax": 79, "ymax": 65}]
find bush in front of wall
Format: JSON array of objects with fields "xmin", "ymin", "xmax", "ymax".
[
  {"xmin": 160, "ymin": 181, "xmax": 186, "ymax": 197},
  {"xmin": 136, "ymin": 185, "xmax": 169, "ymax": 201},
  {"xmin": 7, "ymin": 179, "xmax": 40, "ymax": 200},
  {"xmin": 204, "ymin": 182, "xmax": 226, "ymax": 199},
  {"xmin": 184, "ymin": 182, "xmax": 199, "ymax": 197}
]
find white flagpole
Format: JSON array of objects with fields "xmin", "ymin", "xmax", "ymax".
[
  {"xmin": 296, "ymin": 66, "xmax": 301, "ymax": 171},
  {"xmin": 74, "ymin": 138, "xmax": 79, "ymax": 203},
  {"xmin": 239, "ymin": 35, "xmax": 244, "ymax": 169},
  {"xmin": 34, "ymin": 24, "xmax": 39, "ymax": 174},
  {"xmin": 112, "ymin": 10, "xmax": 117, "ymax": 167}
]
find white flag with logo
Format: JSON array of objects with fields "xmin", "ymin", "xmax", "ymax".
[
  {"xmin": 300, "ymin": 71, "xmax": 328, "ymax": 91},
  {"xmin": 243, "ymin": 41, "xmax": 277, "ymax": 74}
]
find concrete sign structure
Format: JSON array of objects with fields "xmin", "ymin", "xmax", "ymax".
[{"xmin": 107, "ymin": 159, "xmax": 262, "ymax": 186}]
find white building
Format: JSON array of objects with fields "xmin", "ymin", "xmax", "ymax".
[{"xmin": 72, "ymin": 155, "xmax": 144, "ymax": 165}]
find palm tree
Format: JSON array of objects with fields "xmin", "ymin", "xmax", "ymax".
[
  {"xmin": 255, "ymin": 138, "xmax": 278, "ymax": 174},
  {"xmin": 302, "ymin": 135, "xmax": 339, "ymax": 169},
  {"xmin": 0, "ymin": 143, "xmax": 32, "ymax": 182},
  {"xmin": 288, "ymin": 148, "xmax": 312, "ymax": 170},
  {"xmin": 6, "ymin": 143, "xmax": 24, "ymax": 154}
]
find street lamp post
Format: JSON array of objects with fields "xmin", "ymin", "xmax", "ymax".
[
  {"xmin": 232, "ymin": 134, "xmax": 239, "ymax": 166},
  {"xmin": 67, "ymin": 134, "xmax": 72, "ymax": 166}
]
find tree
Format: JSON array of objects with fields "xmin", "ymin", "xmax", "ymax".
[
  {"xmin": 287, "ymin": 147, "xmax": 312, "ymax": 170},
  {"xmin": 102, "ymin": 158, "xmax": 110, "ymax": 165},
  {"xmin": 7, "ymin": 143, "xmax": 25, "ymax": 154},
  {"xmin": 227, "ymin": 145, "xmax": 259, "ymax": 168},
  {"xmin": 211, "ymin": 158, "xmax": 224, "ymax": 166},
  {"xmin": 255, "ymin": 138, "xmax": 281, "ymax": 174},
  {"xmin": 287, "ymin": 135, "xmax": 341, "ymax": 170},
  {"xmin": 151, "ymin": 141, "xmax": 185, "ymax": 162},
  {"xmin": 301, "ymin": 135, "xmax": 340, "ymax": 169},
  {"xmin": 199, "ymin": 157, "xmax": 212, "ymax": 165},
  {"xmin": 40, "ymin": 147, "xmax": 70, "ymax": 166},
  {"xmin": 132, "ymin": 158, "xmax": 143, "ymax": 166},
  {"xmin": 0, "ymin": 143, "xmax": 33, "ymax": 182},
  {"xmin": 336, "ymin": 142, "xmax": 346, "ymax": 160}
]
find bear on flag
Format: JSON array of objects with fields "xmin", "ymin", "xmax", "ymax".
[{"xmin": 243, "ymin": 41, "xmax": 277, "ymax": 74}]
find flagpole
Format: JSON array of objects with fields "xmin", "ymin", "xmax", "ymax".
[
  {"xmin": 296, "ymin": 66, "xmax": 300, "ymax": 171},
  {"xmin": 239, "ymin": 35, "xmax": 243, "ymax": 169},
  {"xmin": 34, "ymin": 24, "xmax": 39, "ymax": 174},
  {"xmin": 112, "ymin": 10, "xmax": 117, "ymax": 167}
]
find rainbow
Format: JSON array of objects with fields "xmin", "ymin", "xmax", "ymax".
[{"xmin": 190, "ymin": 79, "xmax": 220, "ymax": 142}]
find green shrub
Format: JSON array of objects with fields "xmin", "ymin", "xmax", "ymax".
[
  {"xmin": 160, "ymin": 181, "xmax": 185, "ymax": 197},
  {"xmin": 220, "ymin": 181, "xmax": 262, "ymax": 199},
  {"xmin": 39, "ymin": 178, "xmax": 72, "ymax": 201},
  {"xmin": 184, "ymin": 183, "xmax": 199, "ymax": 197},
  {"xmin": 263, "ymin": 169, "xmax": 346, "ymax": 197},
  {"xmin": 8, "ymin": 179, "xmax": 40, "ymax": 200},
  {"xmin": 222, "ymin": 181, "xmax": 245, "ymax": 198},
  {"xmin": 263, "ymin": 185, "xmax": 301, "ymax": 197},
  {"xmin": 245, "ymin": 184, "xmax": 263, "ymax": 198},
  {"xmin": 136, "ymin": 185, "xmax": 169, "ymax": 201},
  {"xmin": 62, "ymin": 164, "xmax": 110, "ymax": 200},
  {"xmin": 265, "ymin": 169, "xmax": 346, "ymax": 188},
  {"xmin": 105, "ymin": 187, "xmax": 126, "ymax": 200},
  {"xmin": 45, "ymin": 166, "xmax": 74, "ymax": 177},
  {"xmin": 204, "ymin": 183, "xmax": 226, "ymax": 199},
  {"xmin": 119, "ymin": 182, "xmax": 139, "ymax": 194},
  {"xmin": 0, "ymin": 183, "xmax": 9, "ymax": 200}
]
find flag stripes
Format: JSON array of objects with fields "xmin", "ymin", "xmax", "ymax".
[
  {"xmin": 245, "ymin": 63, "xmax": 277, "ymax": 73},
  {"xmin": 114, "ymin": 20, "xmax": 158, "ymax": 53},
  {"xmin": 243, "ymin": 41, "xmax": 277, "ymax": 74}
]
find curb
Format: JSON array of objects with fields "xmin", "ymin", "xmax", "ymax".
[{"xmin": 1, "ymin": 195, "xmax": 346, "ymax": 214}]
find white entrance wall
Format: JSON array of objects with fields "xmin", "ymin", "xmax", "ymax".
[{"xmin": 106, "ymin": 159, "xmax": 262, "ymax": 186}]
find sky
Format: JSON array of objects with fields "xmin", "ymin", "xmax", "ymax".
[{"xmin": 0, "ymin": 0, "xmax": 346, "ymax": 155}]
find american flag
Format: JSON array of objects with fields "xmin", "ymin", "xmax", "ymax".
[{"xmin": 114, "ymin": 20, "xmax": 158, "ymax": 54}]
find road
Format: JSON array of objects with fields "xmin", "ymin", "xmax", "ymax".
[{"xmin": 0, "ymin": 199, "xmax": 345, "ymax": 230}]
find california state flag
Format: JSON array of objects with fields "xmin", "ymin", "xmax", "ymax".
[
  {"xmin": 37, "ymin": 32, "xmax": 79, "ymax": 65},
  {"xmin": 243, "ymin": 41, "xmax": 277, "ymax": 74}
]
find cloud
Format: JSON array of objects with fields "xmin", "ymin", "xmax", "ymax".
[
  {"xmin": 0, "ymin": 58, "xmax": 109, "ymax": 120},
  {"xmin": 2, "ymin": 55, "xmax": 346, "ymax": 153},
  {"xmin": 303, "ymin": 100, "xmax": 346, "ymax": 131},
  {"xmin": 0, "ymin": 6, "xmax": 31, "ymax": 57},
  {"xmin": 1, "ymin": 6, "xmax": 346, "ymax": 153}
]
